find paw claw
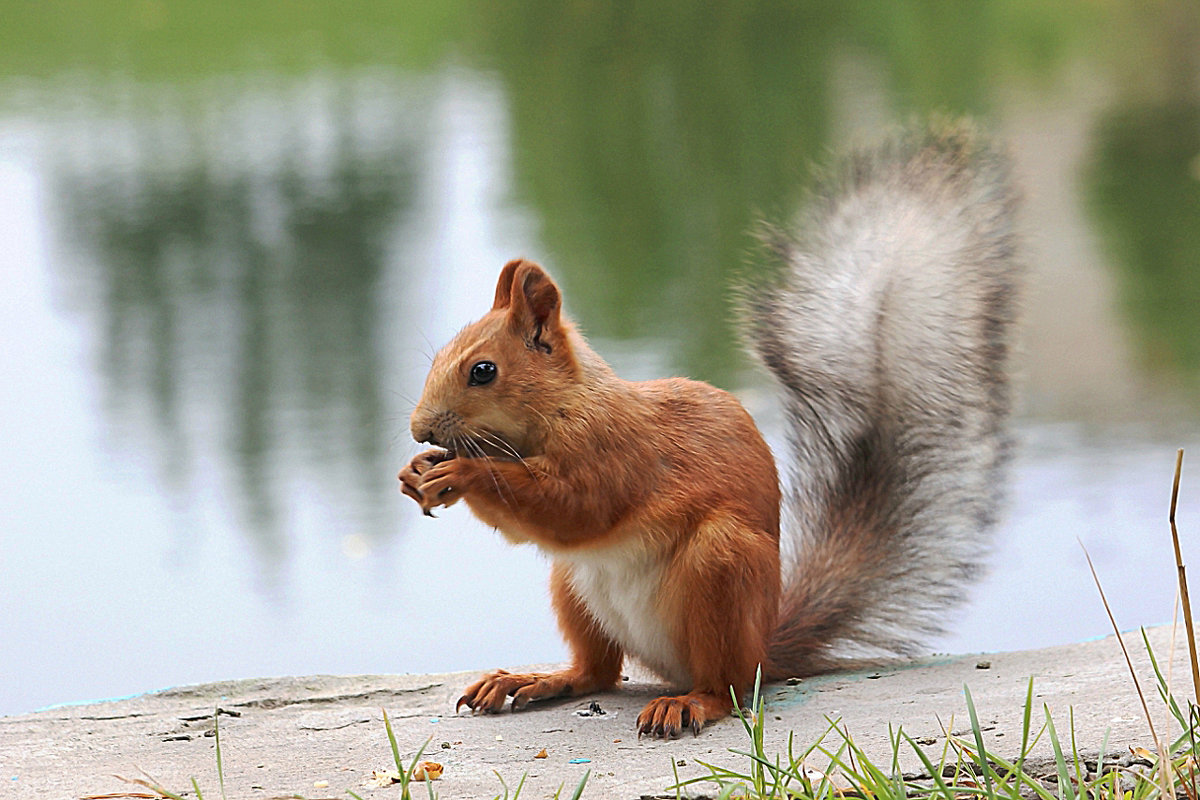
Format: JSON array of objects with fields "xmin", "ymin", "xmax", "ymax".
[
  {"xmin": 637, "ymin": 695, "xmax": 720, "ymax": 738},
  {"xmin": 456, "ymin": 669, "xmax": 577, "ymax": 716}
]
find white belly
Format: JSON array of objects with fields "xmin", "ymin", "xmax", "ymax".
[{"xmin": 558, "ymin": 542, "xmax": 689, "ymax": 687}]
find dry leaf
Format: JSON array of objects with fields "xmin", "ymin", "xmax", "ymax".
[
  {"xmin": 412, "ymin": 762, "xmax": 443, "ymax": 781},
  {"xmin": 111, "ymin": 772, "xmax": 175, "ymax": 798}
]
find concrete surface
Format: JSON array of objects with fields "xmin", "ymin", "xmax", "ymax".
[{"xmin": 1, "ymin": 626, "xmax": 1191, "ymax": 799}]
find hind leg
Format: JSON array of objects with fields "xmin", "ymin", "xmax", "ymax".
[
  {"xmin": 637, "ymin": 512, "xmax": 779, "ymax": 737},
  {"xmin": 637, "ymin": 690, "xmax": 734, "ymax": 737}
]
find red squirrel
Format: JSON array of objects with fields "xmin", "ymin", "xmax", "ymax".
[{"xmin": 399, "ymin": 121, "xmax": 1019, "ymax": 738}]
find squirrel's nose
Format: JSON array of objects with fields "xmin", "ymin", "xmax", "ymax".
[
  {"xmin": 410, "ymin": 410, "xmax": 434, "ymax": 445},
  {"xmin": 414, "ymin": 428, "xmax": 441, "ymax": 447}
]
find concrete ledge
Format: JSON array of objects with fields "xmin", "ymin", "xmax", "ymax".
[{"xmin": 3, "ymin": 627, "xmax": 1186, "ymax": 799}]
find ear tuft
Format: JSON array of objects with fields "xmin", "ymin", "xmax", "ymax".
[
  {"xmin": 499, "ymin": 260, "xmax": 564, "ymax": 352},
  {"xmin": 514, "ymin": 262, "xmax": 560, "ymax": 326},
  {"xmin": 492, "ymin": 259, "xmax": 524, "ymax": 310}
]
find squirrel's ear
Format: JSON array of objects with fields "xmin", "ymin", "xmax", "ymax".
[
  {"xmin": 492, "ymin": 259, "xmax": 523, "ymax": 310},
  {"xmin": 505, "ymin": 260, "xmax": 563, "ymax": 353}
]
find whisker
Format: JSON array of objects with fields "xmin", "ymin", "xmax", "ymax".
[
  {"xmin": 418, "ymin": 331, "xmax": 437, "ymax": 364},
  {"xmin": 467, "ymin": 427, "xmax": 522, "ymax": 496},
  {"xmin": 389, "ymin": 388, "xmax": 419, "ymax": 408},
  {"xmin": 463, "ymin": 432, "xmax": 514, "ymax": 509},
  {"xmin": 477, "ymin": 430, "xmax": 519, "ymax": 459},
  {"xmin": 476, "ymin": 430, "xmax": 535, "ymax": 477}
]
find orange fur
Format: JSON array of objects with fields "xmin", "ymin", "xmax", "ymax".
[{"xmin": 401, "ymin": 259, "xmax": 780, "ymax": 737}]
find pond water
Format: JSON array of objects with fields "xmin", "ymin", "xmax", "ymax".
[{"xmin": 3, "ymin": 3, "xmax": 1200, "ymax": 717}]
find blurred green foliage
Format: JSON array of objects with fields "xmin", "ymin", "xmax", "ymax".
[
  {"xmin": 2, "ymin": 2, "xmax": 1093, "ymax": 386},
  {"xmin": 1, "ymin": 0, "xmax": 467, "ymax": 77},
  {"xmin": 4, "ymin": 0, "xmax": 1199, "ymax": 551},
  {"xmin": 469, "ymin": 0, "xmax": 1086, "ymax": 384},
  {"xmin": 1086, "ymin": 104, "xmax": 1200, "ymax": 376}
]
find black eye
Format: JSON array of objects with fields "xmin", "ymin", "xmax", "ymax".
[{"xmin": 469, "ymin": 360, "xmax": 497, "ymax": 386}]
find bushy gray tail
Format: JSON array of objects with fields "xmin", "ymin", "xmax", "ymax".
[{"xmin": 745, "ymin": 120, "xmax": 1021, "ymax": 677}]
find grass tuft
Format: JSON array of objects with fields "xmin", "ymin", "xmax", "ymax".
[
  {"xmin": 101, "ymin": 449, "xmax": 1198, "ymax": 800},
  {"xmin": 672, "ymin": 652, "xmax": 1200, "ymax": 800},
  {"xmin": 669, "ymin": 448, "xmax": 1200, "ymax": 800}
]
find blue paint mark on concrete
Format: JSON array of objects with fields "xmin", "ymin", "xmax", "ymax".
[
  {"xmin": 766, "ymin": 655, "xmax": 966, "ymax": 710},
  {"xmin": 36, "ymin": 688, "xmax": 167, "ymax": 712}
]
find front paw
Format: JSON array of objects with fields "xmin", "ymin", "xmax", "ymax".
[
  {"xmin": 398, "ymin": 449, "xmax": 451, "ymax": 514},
  {"xmin": 416, "ymin": 458, "xmax": 470, "ymax": 514},
  {"xmin": 456, "ymin": 669, "xmax": 572, "ymax": 713}
]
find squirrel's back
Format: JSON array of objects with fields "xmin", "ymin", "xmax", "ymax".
[{"xmin": 746, "ymin": 120, "xmax": 1020, "ymax": 676}]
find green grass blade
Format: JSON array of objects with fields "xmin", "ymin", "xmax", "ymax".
[
  {"xmin": 493, "ymin": 769, "xmax": 510, "ymax": 800},
  {"xmin": 383, "ymin": 708, "xmax": 404, "ymax": 774},
  {"xmin": 404, "ymin": 736, "xmax": 433, "ymax": 800},
  {"xmin": 903, "ymin": 730, "xmax": 957, "ymax": 799},
  {"xmin": 715, "ymin": 785, "xmax": 740, "ymax": 800},
  {"xmin": 1097, "ymin": 726, "xmax": 1112, "ymax": 791},
  {"xmin": 964, "ymin": 684, "xmax": 996, "ymax": 799},
  {"xmin": 213, "ymin": 710, "xmax": 226, "ymax": 800},
  {"xmin": 1142, "ymin": 628, "xmax": 1188, "ymax": 730},
  {"xmin": 965, "ymin": 746, "xmax": 1060, "ymax": 800},
  {"xmin": 1044, "ymin": 704, "xmax": 1077, "ymax": 800},
  {"xmin": 888, "ymin": 724, "xmax": 907, "ymax": 800},
  {"xmin": 1016, "ymin": 677, "xmax": 1035, "ymax": 781},
  {"xmin": 191, "ymin": 776, "xmax": 205, "ymax": 800},
  {"xmin": 1069, "ymin": 706, "xmax": 1087, "ymax": 792},
  {"xmin": 567, "ymin": 769, "xmax": 590, "ymax": 800},
  {"xmin": 407, "ymin": 735, "xmax": 432, "ymax": 778}
]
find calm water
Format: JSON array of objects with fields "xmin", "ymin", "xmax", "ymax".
[{"xmin": 3, "ymin": 2, "xmax": 1200, "ymax": 717}]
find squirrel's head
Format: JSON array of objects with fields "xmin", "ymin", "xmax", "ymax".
[{"xmin": 410, "ymin": 259, "xmax": 580, "ymax": 460}]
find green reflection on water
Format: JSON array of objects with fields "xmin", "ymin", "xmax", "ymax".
[
  {"xmin": 471, "ymin": 0, "xmax": 1080, "ymax": 386},
  {"xmin": 8, "ymin": 0, "xmax": 1199, "ymax": 557},
  {"xmin": 1087, "ymin": 106, "xmax": 1200, "ymax": 380},
  {"xmin": 2, "ymin": 0, "xmax": 468, "ymax": 77},
  {"xmin": 49, "ymin": 84, "xmax": 423, "ymax": 556},
  {"xmin": 1081, "ymin": 0, "xmax": 1200, "ymax": 386}
]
